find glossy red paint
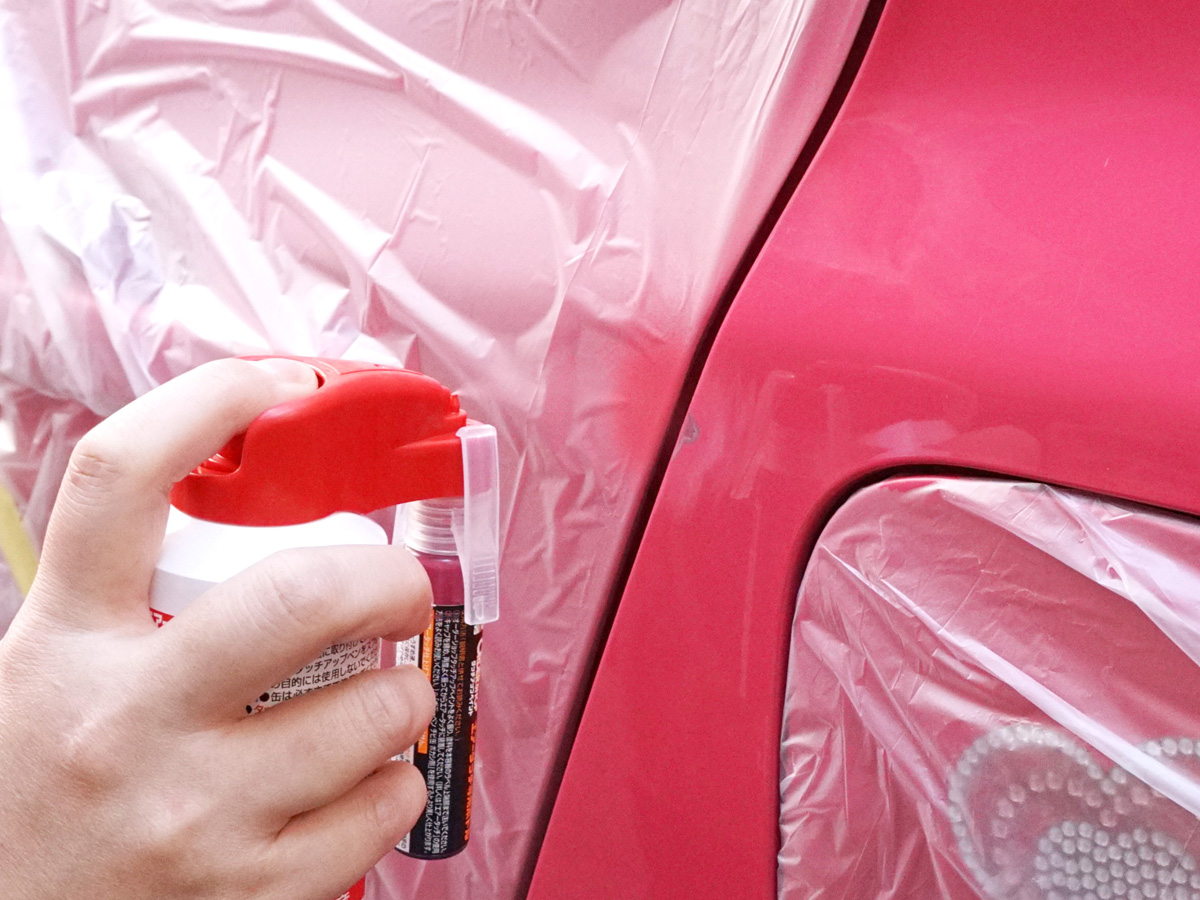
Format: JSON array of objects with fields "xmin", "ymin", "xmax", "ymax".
[{"xmin": 530, "ymin": 0, "xmax": 1200, "ymax": 897}]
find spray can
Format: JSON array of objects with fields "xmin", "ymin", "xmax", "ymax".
[{"xmin": 149, "ymin": 357, "xmax": 501, "ymax": 893}]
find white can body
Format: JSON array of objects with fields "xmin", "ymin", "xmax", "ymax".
[{"xmin": 151, "ymin": 506, "xmax": 389, "ymax": 714}]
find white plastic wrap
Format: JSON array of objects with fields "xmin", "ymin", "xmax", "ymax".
[
  {"xmin": 0, "ymin": 0, "xmax": 869, "ymax": 896},
  {"xmin": 780, "ymin": 478, "xmax": 1200, "ymax": 900}
]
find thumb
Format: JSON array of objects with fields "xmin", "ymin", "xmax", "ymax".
[{"xmin": 27, "ymin": 358, "xmax": 318, "ymax": 630}]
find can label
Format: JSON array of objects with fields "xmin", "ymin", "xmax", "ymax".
[
  {"xmin": 151, "ymin": 607, "xmax": 375, "ymax": 900},
  {"xmin": 396, "ymin": 606, "xmax": 481, "ymax": 858},
  {"xmin": 150, "ymin": 606, "xmax": 381, "ymax": 715},
  {"xmin": 244, "ymin": 638, "xmax": 380, "ymax": 715}
]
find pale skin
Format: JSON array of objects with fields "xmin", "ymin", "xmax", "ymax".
[{"xmin": 0, "ymin": 358, "xmax": 437, "ymax": 900}]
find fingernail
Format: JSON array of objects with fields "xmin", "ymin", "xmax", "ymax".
[{"xmin": 249, "ymin": 358, "xmax": 320, "ymax": 390}]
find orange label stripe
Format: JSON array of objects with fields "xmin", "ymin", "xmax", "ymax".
[{"xmin": 418, "ymin": 616, "xmax": 435, "ymax": 754}]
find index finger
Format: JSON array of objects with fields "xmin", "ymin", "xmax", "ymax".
[
  {"xmin": 31, "ymin": 358, "xmax": 319, "ymax": 629},
  {"xmin": 151, "ymin": 543, "xmax": 432, "ymax": 720}
]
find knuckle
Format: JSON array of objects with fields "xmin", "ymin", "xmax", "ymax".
[
  {"xmin": 132, "ymin": 792, "xmax": 236, "ymax": 893},
  {"xmin": 64, "ymin": 435, "xmax": 129, "ymax": 499},
  {"xmin": 51, "ymin": 645, "xmax": 153, "ymax": 790},
  {"xmin": 137, "ymin": 795, "xmax": 206, "ymax": 858},
  {"xmin": 200, "ymin": 356, "xmax": 252, "ymax": 384},
  {"xmin": 251, "ymin": 551, "xmax": 337, "ymax": 633},
  {"xmin": 57, "ymin": 704, "xmax": 131, "ymax": 792},
  {"xmin": 196, "ymin": 358, "xmax": 259, "ymax": 399},
  {"xmin": 350, "ymin": 672, "xmax": 420, "ymax": 753},
  {"xmin": 58, "ymin": 728, "xmax": 119, "ymax": 790}
]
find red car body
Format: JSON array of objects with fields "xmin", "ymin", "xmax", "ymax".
[{"xmin": 532, "ymin": 0, "xmax": 1200, "ymax": 895}]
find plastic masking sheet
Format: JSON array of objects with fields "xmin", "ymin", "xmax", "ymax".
[
  {"xmin": 0, "ymin": 0, "xmax": 869, "ymax": 895},
  {"xmin": 781, "ymin": 477, "xmax": 1200, "ymax": 900}
]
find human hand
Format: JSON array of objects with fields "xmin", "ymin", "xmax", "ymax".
[{"xmin": 0, "ymin": 358, "xmax": 435, "ymax": 900}]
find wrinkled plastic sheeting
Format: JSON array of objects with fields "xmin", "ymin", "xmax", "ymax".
[
  {"xmin": 0, "ymin": 0, "xmax": 870, "ymax": 896},
  {"xmin": 780, "ymin": 478, "xmax": 1200, "ymax": 900}
]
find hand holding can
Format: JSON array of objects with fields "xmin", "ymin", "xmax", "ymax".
[{"xmin": 0, "ymin": 359, "xmax": 435, "ymax": 900}]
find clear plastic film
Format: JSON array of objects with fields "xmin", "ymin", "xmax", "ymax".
[
  {"xmin": 0, "ymin": 0, "xmax": 869, "ymax": 895},
  {"xmin": 780, "ymin": 477, "xmax": 1200, "ymax": 900}
]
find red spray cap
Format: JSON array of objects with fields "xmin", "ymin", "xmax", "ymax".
[{"xmin": 172, "ymin": 357, "xmax": 501, "ymax": 624}]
